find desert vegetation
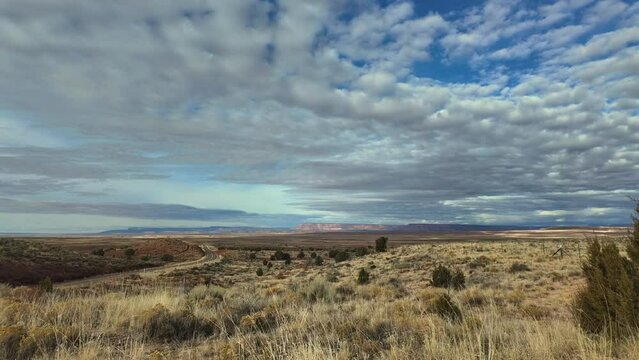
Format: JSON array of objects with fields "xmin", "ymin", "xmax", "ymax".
[
  {"xmin": 0, "ymin": 227, "xmax": 638, "ymax": 359},
  {"xmin": 0, "ymin": 239, "xmax": 152, "ymax": 286},
  {"xmin": 0, "ymin": 238, "xmax": 202, "ymax": 286},
  {"xmin": 1, "ymin": 207, "xmax": 638, "ymax": 359},
  {"xmin": 573, "ymin": 202, "xmax": 639, "ymax": 339}
]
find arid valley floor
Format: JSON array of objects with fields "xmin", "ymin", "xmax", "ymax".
[{"xmin": 1, "ymin": 228, "xmax": 637, "ymax": 359}]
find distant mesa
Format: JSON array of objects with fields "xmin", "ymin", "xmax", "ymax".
[
  {"xmin": 295, "ymin": 223, "xmax": 388, "ymax": 232},
  {"xmin": 294, "ymin": 223, "xmax": 540, "ymax": 232}
]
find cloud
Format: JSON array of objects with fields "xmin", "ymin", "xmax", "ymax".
[
  {"xmin": 0, "ymin": 0, "xmax": 637, "ymax": 231},
  {"xmin": 328, "ymin": 2, "xmax": 447, "ymax": 74},
  {"xmin": 0, "ymin": 197, "xmax": 308, "ymax": 225},
  {"xmin": 561, "ymin": 26, "xmax": 639, "ymax": 66}
]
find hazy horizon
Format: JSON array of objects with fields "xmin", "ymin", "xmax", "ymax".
[{"xmin": 1, "ymin": 0, "xmax": 638, "ymax": 233}]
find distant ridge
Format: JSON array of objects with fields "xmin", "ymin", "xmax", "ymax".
[
  {"xmin": 295, "ymin": 223, "xmax": 541, "ymax": 232},
  {"xmin": 98, "ymin": 223, "xmax": 618, "ymax": 235},
  {"xmin": 99, "ymin": 226, "xmax": 290, "ymax": 235}
]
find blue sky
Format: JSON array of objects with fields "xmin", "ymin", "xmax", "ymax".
[{"xmin": 0, "ymin": 0, "xmax": 638, "ymax": 232}]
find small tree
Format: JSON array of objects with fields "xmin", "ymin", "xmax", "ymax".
[
  {"xmin": 38, "ymin": 277, "xmax": 53, "ymax": 293},
  {"xmin": 357, "ymin": 269, "xmax": 370, "ymax": 284},
  {"xmin": 432, "ymin": 265, "xmax": 452, "ymax": 288},
  {"xmin": 375, "ymin": 237, "xmax": 388, "ymax": 252},
  {"xmin": 314, "ymin": 255, "xmax": 324, "ymax": 266},
  {"xmin": 573, "ymin": 200, "xmax": 639, "ymax": 339},
  {"xmin": 574, "ymin": 240, "xmax": 637, "ymax": 337},
  {"xmin": 630, "ymin": 201, "xmax": 639, "ymax": 320},
  {"xmin": 628, "ymin": 201, "xmax": 639, "ymax": 265},
  {"xmin": 124, "ymin": 248, "xmax": 136, "ymax": 259}
]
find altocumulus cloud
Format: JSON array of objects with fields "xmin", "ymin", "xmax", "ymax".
[
  {"xmin": 0, "ymin": 198, "xmax": 308, "ymax": 226},
  {"xmin": 0, "ymin": 0, "xmax": 637, "ymax": 232}
]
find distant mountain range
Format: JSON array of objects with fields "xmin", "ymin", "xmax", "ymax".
[
  {"xmin": 99, "ymin": 223, "xmax": 546, "ymax": 235},
  {"xmin": 99, "ymin": 226, "xmax": 290, "ymax": 235},
  {"xmin": 294, "ymin": 223, "xmax": 542, "ymax": 232}
]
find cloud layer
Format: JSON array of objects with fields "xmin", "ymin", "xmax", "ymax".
[{"xmin": 0, "ymin": 0, "xmax": 638, "ymax": 231}]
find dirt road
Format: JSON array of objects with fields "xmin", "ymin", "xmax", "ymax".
[{"xmin": 57, "ymin": 244, "xmax": 219, "ymax": 288}]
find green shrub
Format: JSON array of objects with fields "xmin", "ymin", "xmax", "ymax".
[
  {"xmin": 139, "ymin": 304, "xmax": 215, "ymax": 342},
  {"xmin": 314, "ymin": 256, "xmax": 324, "ymax": 266},
  {"xmin": 451, "ymin": 269, "xmax": 466, "ymax": 290},
  {"xmin": 0, "ymin": 283, "xmax": 11, "ymax": 298},
  {"xmin": 509, "ymin": 262, "xmax": 531, "ymax": 273},
  {"xmin": 249, "ymin": 252, "xmax": 257, "ymax": 260},
  {"xmin": 574, "ymin": 240, "xmax": 638, "ymax": 338},
  {"xmin": 38, "ymin": 277, "xmax": 53, "ymax": 293},
  {"xmin": 271, "ymin": 250, "xmax": 291, "ymax": 261},
  {"xmin": 432, "ymin": 265, "xmax": 452, "ymax": 288},
  {"xmin": 297, "ymin": 251, "xmax": 306, "ymax": 259},
  {"xmin": 91, "ymin": 248, "xmax": 105, "ymax": 256},
  {"xmin": 284, "ymin": 258, "xmax": 292, "ymax": 265},
  {"xmin": 262, "ymin": 259, "xmax": 268, "ymax": 266},
  {"xmin": 355, "ymin": 247, "xmax": 369, "ymax": 256},
  {"xmin": 375, "ymin": 237, "xmax": 388, "ymax": 252},
  {"xmin": 141, "ymin": 255, "xmax": 150, "ymax": 261},
  {"xmin": 310, "ymin": 252, "xmax": 317, "ymax": 258},
  {"xmin": 629, "ymin": 201, "xmax": 639, "ymax": 265},
  {"xmin": 328, "ymin": 249, "xmax": 339, "ymax": 258},
  {"xmin": 334, "ymin": 251, "xmax": 350, "ymax": 263},
  {"xmin": 357, "ymin": 269, "xmax": 370, "ymax": 285},
  {"xmin": 161, "ymin": 254, "xmax": 174, "ymax": 262},
  {"xmin": 124, "ymin": 248, "xmax": 136, "ymax": 259},
  {"xmin": 432, "ymin": 265, "xmax": 465, "ymax": 289},
  {"xmin": 430, "ymin": 293, "xmax": 462, "ymax": 322},
  {"xmin": 256, "ymin": 268, "xmax": 264, "ymax": 277},
  {"xmin": 630, "ymin": 202, "xmax": 639, "ymax": 318},
  {"xmin": 266, "ymin": 262, "xmax": 273, "ymax": 269}
]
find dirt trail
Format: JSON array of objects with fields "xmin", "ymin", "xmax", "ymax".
[{"xmin": 57, "ymin": 244, "xmax": 220, "ymax": 288}]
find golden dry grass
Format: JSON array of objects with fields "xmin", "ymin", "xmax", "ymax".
[{"xmin": 1, "ymin": 238, "xmax": 638, "ymax": 359}]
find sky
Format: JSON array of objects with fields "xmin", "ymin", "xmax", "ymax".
[{"xmin": 0, "ymin": 0, "xmax": 638, "ymax": 233}]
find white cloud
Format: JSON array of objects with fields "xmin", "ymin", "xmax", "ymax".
[
  {"xmin": 556, "ymin": 27, "xmax": 639, "ymax": 64},
  {"xmin": 0, "ymin": 0, "xmax": 637, "ymax": 230}
]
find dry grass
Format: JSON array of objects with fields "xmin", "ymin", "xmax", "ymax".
[{"xmin": 1, "ymin": 238, "xmax": 637, "ymax": 359}]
